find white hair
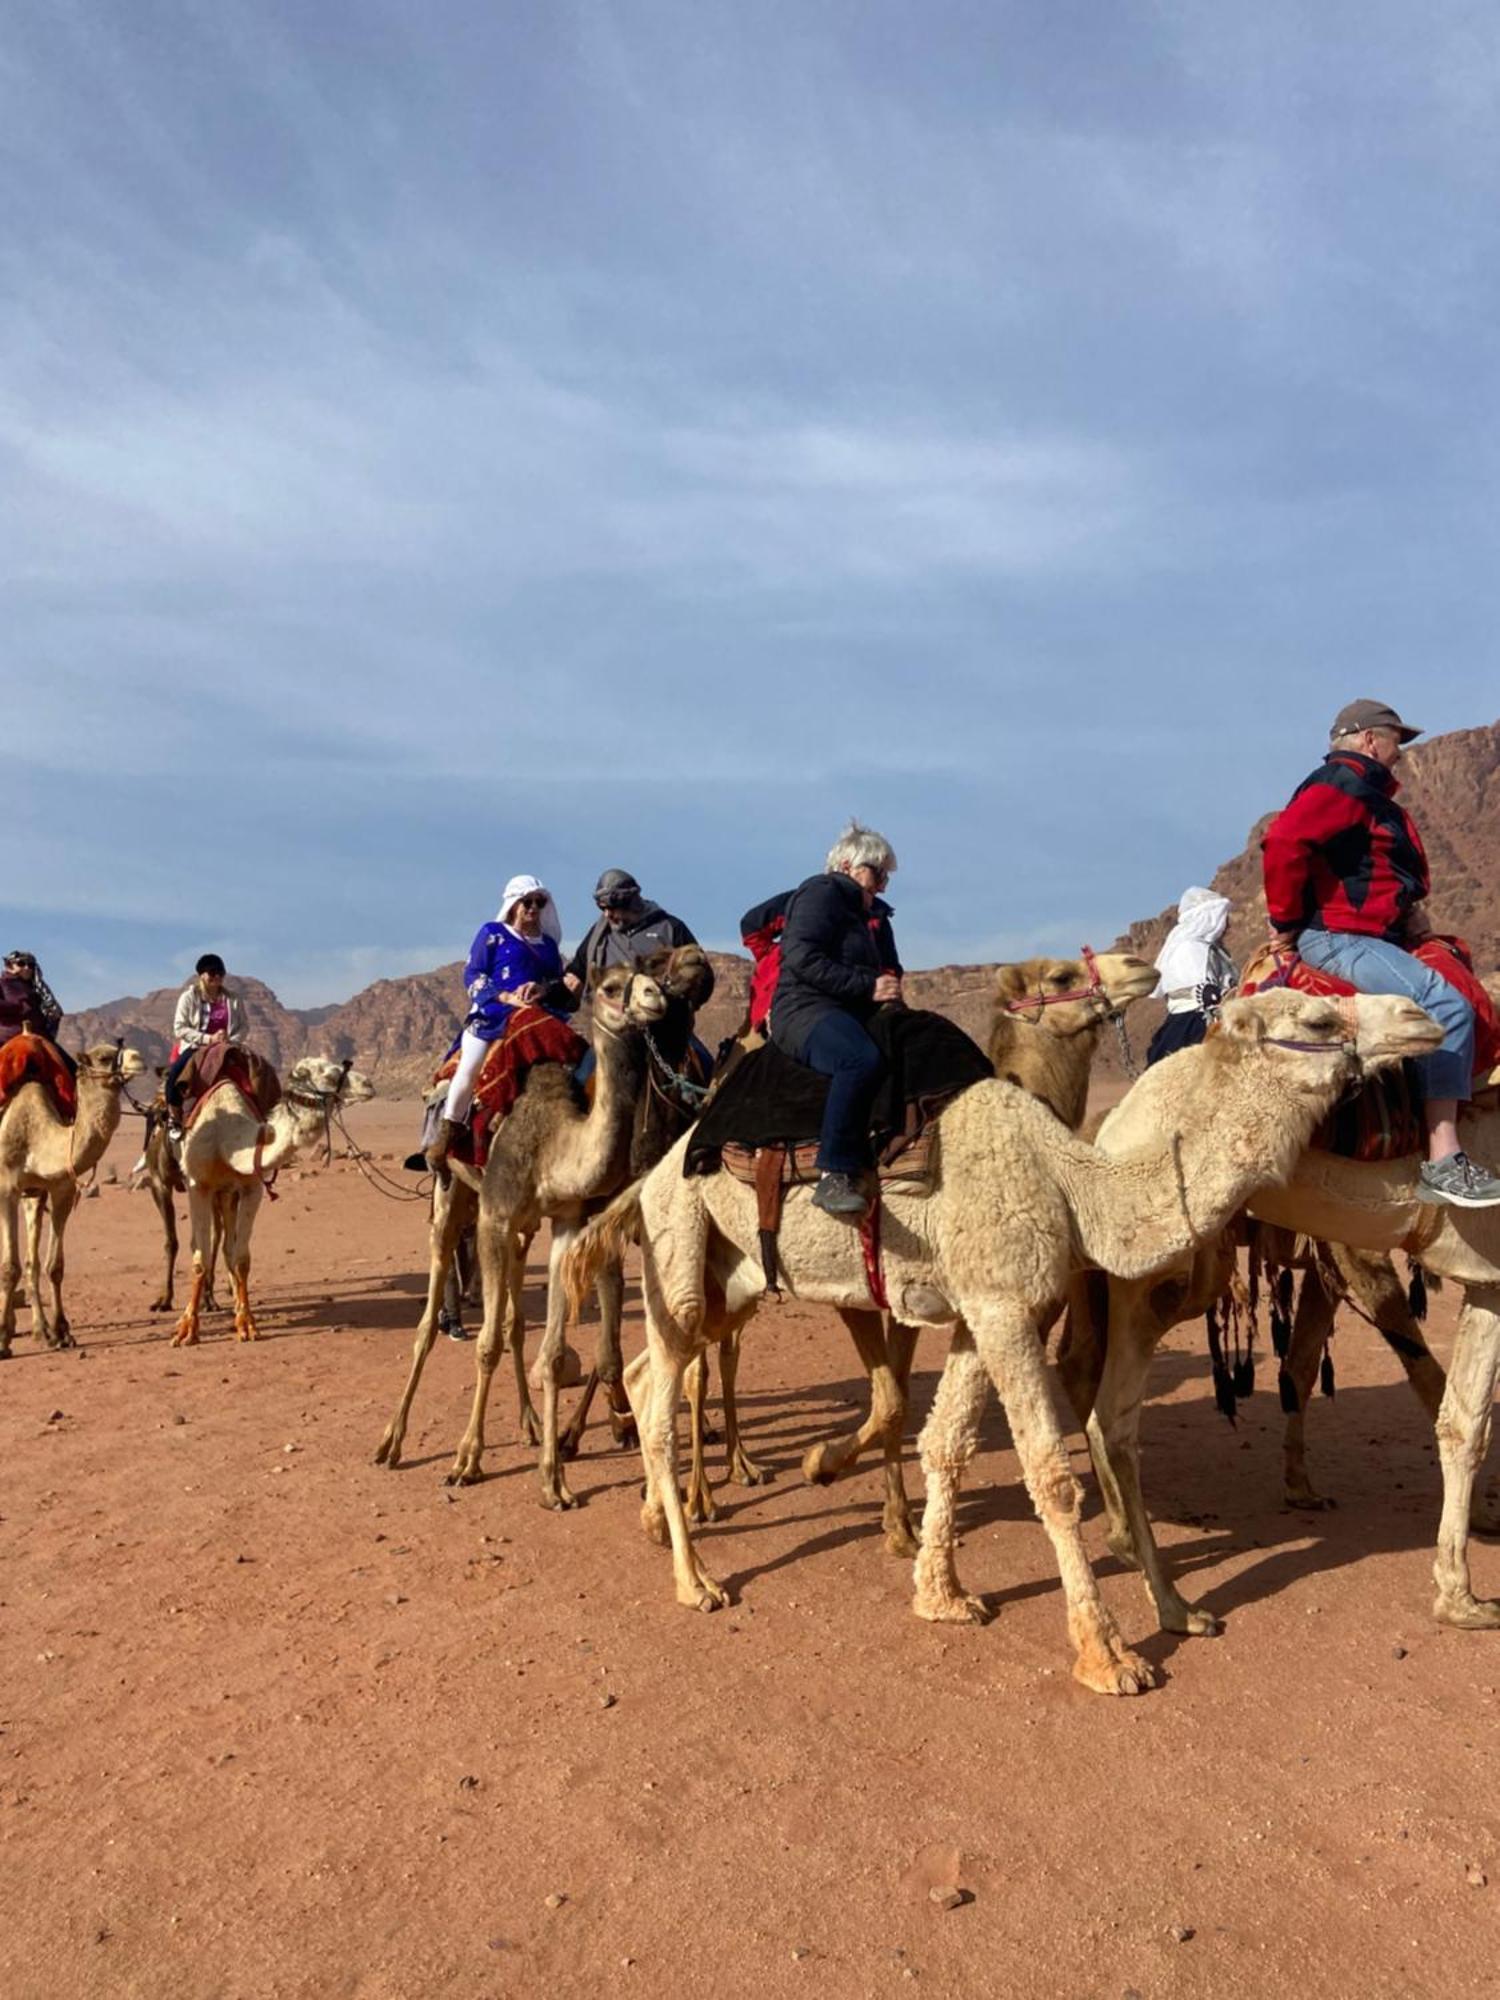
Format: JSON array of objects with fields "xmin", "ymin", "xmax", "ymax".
[{"xmin": 824, "ymin": 820, "xmax": 898, "ymax": 878}]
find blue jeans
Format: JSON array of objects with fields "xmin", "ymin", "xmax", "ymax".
[
  {"xmin": 802, "ymin": 1012, "xmax": 884, "ymax": 1174},
  {"xmin": 1297, "ymin": 929, "xmax": 1475, "ymax": 1101}
]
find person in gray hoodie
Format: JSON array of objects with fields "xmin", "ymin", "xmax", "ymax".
[{"xmin": 560, "ymin": 870, "xmax": 715, "ymax": 1006}]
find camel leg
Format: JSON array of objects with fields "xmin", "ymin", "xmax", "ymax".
[
  {"xmin": 683, "ymin": 1350, "xmax": 718, "ymax": 1522},
  {"xmin": 1089, "ymin": 1309, "xmax": 1221, "ymax": 1637},
  {"xmin": 509, "ymin": 1235, "xmax": 541, "ymax": 1447},
  {"xmin": 226, "ymin": 1185, "xmax": 264, "ymax": 1341},
  {"xmin": 535, "ymin": 1225, "xmax": 581, "ymax": 1511},
  {"xmin": 913, "ymin": 1323, "xmax": 992, "ymax": 1624},
  {"xmin": 36, "ymin": 1184, "xmax": 77, "ymax": 1349},
  {"xmin": 204, "ymin": 1204, "xmax": 223, "ymax": 1314},
  {"xmin": 24, "ymin": 1196, "xmax": 46, "ymax": 1333},
  {"xmin": 375, "ymin": 1179, "xmax": 469, "ymax": 1467},
  {"xmin": 559, "ymin": 1258, "xmax": 628, "ymax": 1459},
  {"xmin": 720, "ymin": 1327, "xmax": 770, "ymax": 1485},
  {"xmin": 450, "ymin": 1215, "xmax": 525, "ymax": 1485},
  {"xmin": 148, "ymin": 1174, "xmax": 178, "ymax": 1312},
  {"xmin": 1280, "ymin": 1267, "xmax": 1339, "ymax": 1511},
  {"xmin": 0, "ymin": 1194, "xmax": 20, "ymax": 1358},
  {"xmin": 975, "ymin": 1297, "xmax": 1155, "ymax": 1696},
  {"xmin": 802, "ymin": 1307, "xmax": 912, "ymax": 1550},
  {"xmin": 172, "ymin": 1185, "xmax": 218, "ymax": 1346},
  {"xmin": 1432, "ymin": 1290, "xmax": 1500, "ymax": 1630},
  {"xmin": 636, "ymin": 1267, "xmax": 729, "ymax": 1611},
  {"xmin": 1323, "ymin": 1246, "xmax": 1500, "ymax": 1536}
]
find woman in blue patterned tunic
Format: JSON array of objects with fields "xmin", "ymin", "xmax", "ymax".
[{"xmin": 435, "ymin": 874, "xmax": 567, "ymax": 1144}]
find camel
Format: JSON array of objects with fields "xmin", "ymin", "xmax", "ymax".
[
  {"xmin": 374, "ymin": 963, "xmax": 667, "ymax": 1506},
  {"xmin": 756, "ymin": 950, "xmax": 1160, "ymax": 1553},
  {"xmin": 569, "ymin": 989, "xmax": 1440, "ymax": 1693},
  {"xmin": 1044, "ymin": 1077, "xmax": 1500, "ymax": 1645},
  {"xmin": 0, "ymin": 1042, "xmax": 147, "ymax": 1355},
  {"xmin": 136, "ymin": 1081, "xmax": 220, "ymax": 1315},
  {"xmin": 172, "ymin": 1055, "xmax": 375, "ymax": 1347}
]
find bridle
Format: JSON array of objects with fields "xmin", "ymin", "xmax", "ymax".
[
  {"xmin": 1000, "ymin": 945, "xmax": 1140, "ymax": 1079},
  {"xmin": 285, "ymin": 1057, "xmax": 356, "ymax": 1164}
]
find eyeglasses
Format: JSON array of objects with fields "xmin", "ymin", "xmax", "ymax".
[
  {"xmin": 517, "ymin": 895, "xmax": 548, "ymax": 911},
  {"xmin": 857, "ymin": 865, "xmax": 889, "ymax": 889},
  {"xmin": 596, "ymin": 891, "xmax": 637, "ymax": 910}
]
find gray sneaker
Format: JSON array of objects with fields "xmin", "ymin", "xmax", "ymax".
[
  {"xmin": 1416, "ymin": 1152, "xmax": 1500, "ymax": 1209},
  {"xmin": 811, "ymin": 1171, "xmax": 870, "ymax": 1218}
]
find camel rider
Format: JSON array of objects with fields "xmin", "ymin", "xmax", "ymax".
[
  {"xmin": 1146, "ymin": 888, "xmax": 1237, "ymax": 1066},
  {"xmin": 426, "ymin": 875, "xmax": 568, "ymax": 1177},
  {"xmin": 164, "ymin": 954, "xmax": 247, "ymax": 1139},
  {"xmin": 560, "ymin": 869, "xmax": 715, "ymax": 1079},
  {"xmin": 560, "ymin": 870, "xmax": 714, "ymax": 1005},
  {"xmin": 0, "ymin": 949, "xmax": 63, "ymax": 1050},
  {"xmin": 770, "ymin": 820, "xmax": 902, "ymax": 1217},
  {"xmin": 1262, "ymin": 697, "xmax": 1500, "ymax": 1208}
]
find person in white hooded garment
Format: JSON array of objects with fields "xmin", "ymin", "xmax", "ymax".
[
  {"xmin": 1145, "ymin": 886, "xmax": 1237, "ymax": 1067},
  {"xmin": 425, "ymin": 874, "xmax": 568, "ymax": 1175}
]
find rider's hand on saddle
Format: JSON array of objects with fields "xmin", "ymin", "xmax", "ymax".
[
  {"xmin": 562, "ymin": 972, "xmax": 582, "ymax": 995},
  {"xmin": 873, "ymin": 973, "xmax": 903, "ymax": 1002},
  {"xmin": 516, "ymin": 982, "xmax": 544, "ymax": 1005}
]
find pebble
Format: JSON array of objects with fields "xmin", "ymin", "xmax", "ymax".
[
  {"xmin": 457, "ymin": 1774, "xmax": 479, "ymax": 1791},
  {"xmin": 172, "ymin": 1414, "xmax": 187, "ymax": 1426},
  {"xmin": 599, "ymin": 1693, "xmax": 617, "ymax": 1710},
  {"xmin": 1169, "ymin": 1924, "xmax": 1195, "ymax": 1942},
  {"xmin": 1392, "ymin": 1645, "xmax": 1408, "ymax": 1660},
  {"xmin": 1467, "ymin": 1865, "xmax": 1488, "ymax": 1889},
  {"xmin": 928, "ymin": 1888, "xmax": 964, "ymax": 1912},
  {"xmin": 386, "ymin": 1594, "xmax": 407, "ymax": 1608},
  {"xmin": 545, "ymin": 1892, "xmax": 567, "ymax": 1910}
]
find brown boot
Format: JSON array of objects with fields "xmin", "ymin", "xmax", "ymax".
[{"xmin": 425, "ymin": 1116, "xmax": 459, "ymax": 1183}]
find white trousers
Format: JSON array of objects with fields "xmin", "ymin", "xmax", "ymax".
[{"xmin": 442, "ymin": 1030, "xmax": 492, "ymax": 1123}]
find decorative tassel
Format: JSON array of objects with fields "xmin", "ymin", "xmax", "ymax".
[
  {"xmin": 1206, "ymin": 1305, "xmax": 1237, "ymax": 1425},
  {"xmin": 1269, "ymin": 1266, "xmax": 1292, "ymax": 1359},
  {"xmin": 1407, "ymin": 1259, "xmax": 1428, "ymax": 1323},
  {"xmin": 1233, "ymin": 1350, "xmax": 1257, "ymax": 1400},
  {"xmin": 1320, "ymin": 1345, "xmax": 1336, "ymax": 1399},
  {"xmin": 1278, "ymin": 1369, "xmax": 1299, "ymax": 1414}
]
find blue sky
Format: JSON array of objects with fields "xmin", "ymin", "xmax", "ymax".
[{"xmin": 5, "ymin": 1, "xmax": 1497, "ymax": 1006}]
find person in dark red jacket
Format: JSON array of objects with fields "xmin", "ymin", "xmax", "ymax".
[
  {"xmin": 769, "ymin": 821, "xmax": 902, "ymax": 1216},
  {"xmin": 1262, "ymin": 698, "xmax": 1500, "ymax": 1208}
]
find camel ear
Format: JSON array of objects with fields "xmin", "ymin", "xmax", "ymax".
[
  {"xmin": 586, "ymin": 964, "xmax": 607, "ymax": 994},
  {"xmin": 993, "ymin": 964, "xmax": 1028, "ymax": 1002},
  {"xmin": 639, "ymin": 949, "xmax": 670, "ymax": 980},
  {"xmin": 1214, "ymin": 996, "xmax": 1265, "ymax": 1045}
]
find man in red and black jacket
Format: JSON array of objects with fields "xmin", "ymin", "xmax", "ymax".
[{"xmin": 1262, "ymin": 698, "xmax": 1500, "ymax": 1208}]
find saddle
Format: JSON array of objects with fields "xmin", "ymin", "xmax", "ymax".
[
  {"xmin": 685, "ymin": 1008, "xmax": 993, "ymax": 1299},
  {"xmin": 0, "ymin": 1032, "xmax": 77, "ymax": 1122},
  {"xmin": 429, "ymin": 1007, "xmax": 587, "ymax": 1172},
  {"xmin": 179, "ymin": 1043, "xmax": 283, "ymax": 1131},
  {"xmin": 1237, "ymin": 934, "xmax": 1500, "ymax": 1162}
]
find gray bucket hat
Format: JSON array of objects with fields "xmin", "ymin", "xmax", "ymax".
[{"xmin": 1330, "ymin": 699, "xmax": 1422, "ymax": 744}]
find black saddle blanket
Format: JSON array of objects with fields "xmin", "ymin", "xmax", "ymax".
[{"xmin": 685, "ymin": 1007, "xmax": 992, "ymax": 1177}]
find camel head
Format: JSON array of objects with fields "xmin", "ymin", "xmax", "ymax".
[
  {"xmin": 1210, "ymin": 990, "xmax": 1436, "ymax": 1098},
  {"xmin": 641, "ymin": 943, "xmax": 713, "ymax": 1012},
  {"xmin": 76, "ymin": 1043, "xmax": 147, "ymax": 1088},
  {"xmin": 589, "ymin": 963, "xmax": 667, "ymax": 1034},
  {"xmin": 286, "ymin": 1055, "xmax": 377, "ymax": 1106},
  {"xmin": 994, "ymin": 950, "xmax": 1157, "ymax": 1028}
]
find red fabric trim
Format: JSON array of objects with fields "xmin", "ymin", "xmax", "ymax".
[
  {"xmin": 858, "ymin": 1201, "xmax": 889, "ymax": 1311},
  {"xmin": 434, "ymin": 1007, "xmax": 588, "ymax": 1170},
  {"xmin": 0, "ymin": 1033, "xmax": 77, "ymax": 1122}
]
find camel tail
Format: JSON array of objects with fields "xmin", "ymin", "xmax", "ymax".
[{"xmin": 563, "ymin": 1180, "xmax": 645, "ymax": 1323}]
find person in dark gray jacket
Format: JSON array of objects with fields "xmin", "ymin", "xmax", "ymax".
[
  {"xmin": 770, "ymin": 822, "xmax": 902, "ymax": 1216},
  {"xmin": 560, "ymin": 870, "xmax": 715, "ymax": 1005}
]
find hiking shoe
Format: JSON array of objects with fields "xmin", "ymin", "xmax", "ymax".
[
  {"xmin": 811, "ymin": 1171, "xmax": 869, "ymax": 1218},
  {"xmin": 1416, "ymin": 1152, "xmax": 1500, "ymax": 1209},
  {"xmin": 439, "ymin": 1312, "xmax": 471, "ymax": 1343}
]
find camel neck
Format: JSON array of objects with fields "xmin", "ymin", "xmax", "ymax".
[{"xmin": 988, "ymin": 1013, "xmax": 1099, "ymax": 1131}]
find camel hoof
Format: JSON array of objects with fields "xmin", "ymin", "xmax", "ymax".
[
  {"xmin": 519, "ymin": 1410, "xmax": 543, "ymax": 1448},
  {"xmin": 1434, "ymin": 1594, "xmax": 1500, "ymax": 1631},
  {"xmin": 557, "ymin": 1433, "xmax": 582, "ymax": 1463},
  {"xmin": 913, "ymin": 1592, "xmax": 992, "ymax": 1626},
  {"xmin": 1164, "ymin": 1605, "xmax": 1223, "ymax": 1638},
  {"xmin": 148, "ymin": 1299, "xmax": 172, "ymax": 1313},
  {"xmin": 610, "ymin": 1415, "xmax": 639, "ymax": 1452},
  {"xmin": 685, "ymin": 1489, "xmax": 719, "ymax": 1525},
  {"xmin": 802, "ymin": 1443, "xmax": 837, "ymax": 1487},
  {"xmin": 640, "ymin": 1502, "xmax": 670, "ymax": 1547},
  {"xmin": 731, "ymin": 1454, "xmax": 773, "ymax": 1488},
  {"xmin": 539, "ymin": 1483, "xmax": 578, "ymax": 1512},
  {"xmin": 374, "ymin": 1434, "xmax": 400, "ymax": 1468},
  {"xmin": 884, "ymin": 1522, "xmax": 920, "ymax": 1559},
  {"xmin": 446, "ymin": 1461, "xmax": 484, "ymax": 1487},
  {"xmin": 679, "ymin": 1577, "xmax": 729, "ymax": 1612},
  {"xmin": 1075, "ymin": 1650, "xmax": 1157, "ymax": 1696},
  {"xmin": 1286, "ymin": 1492, "xmax": 1337, "ymax": 1513}
]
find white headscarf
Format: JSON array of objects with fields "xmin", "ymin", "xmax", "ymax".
[
  {"xmin": 496, "ymin": 874, "xmax": 562, "ymax": 947},
  {"xmin": 1154, "ymin": 886, "xmax": 1234, "ymax": 1001}
]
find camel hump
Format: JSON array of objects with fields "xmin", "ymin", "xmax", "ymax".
[{"xmin": 0, "ymin": 1033, "xmax": 78, "ymax": 1124}]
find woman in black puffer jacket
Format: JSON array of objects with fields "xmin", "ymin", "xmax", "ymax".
[{"xmin": 769, "ymin": 822, "xmax": 902, "ymax": 1216}]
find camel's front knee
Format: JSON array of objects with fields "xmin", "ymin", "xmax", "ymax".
[{"xmin": 1030, "ymin": 1451, "xmax": 1083, "ymax": 1529}]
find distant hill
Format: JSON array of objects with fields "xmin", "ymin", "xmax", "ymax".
[{"xmin": 69, "ymin": 721, "xmax": 1497, "ymax": 1091}]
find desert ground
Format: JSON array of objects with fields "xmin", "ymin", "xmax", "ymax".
[{"xmin": 5, "ymin": 1099, "xmax": 1500, "ymax": 2000}]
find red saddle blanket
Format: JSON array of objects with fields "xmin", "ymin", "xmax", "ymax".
[
  {"xmin": 1237, "ymin": 934, "xmax": 1498, "ymax": 1162},
  {"xmin": 180, "ymin": 1044, "xmax": 283, "ymax": 1131},
  {"xmin": 0, "ymin": 1033, "xmax": 77, "ymax": 1122},
  {"xmin": 431, "ymin": 1008, "xmax": 587, "ymax": 1171}
]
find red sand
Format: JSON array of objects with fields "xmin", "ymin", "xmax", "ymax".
[{"xmin": 4, "ymin": 1101, "xmax": 1500, "ymax": 1999}]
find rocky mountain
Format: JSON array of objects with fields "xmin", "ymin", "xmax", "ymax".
[{"xmin": 67, "ymin": 721, "xmax": 1497, "ymax": 1092}]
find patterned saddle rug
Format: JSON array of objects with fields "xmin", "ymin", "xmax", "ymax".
[
  {"xmin": 0, "ymin": 1032, "xmax": 77, "ymax": 1122},
  {"xmin": 430, "ymin": 1007, "xmax": 587, "ymax": 1171},
  {"xmin": 1238, "ymin": 933, "xmax": 1499, "ymax": 1162},
  {"xmin": 180, "ymin": 1044, "xmax": 283, "ymax": 1131}
]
